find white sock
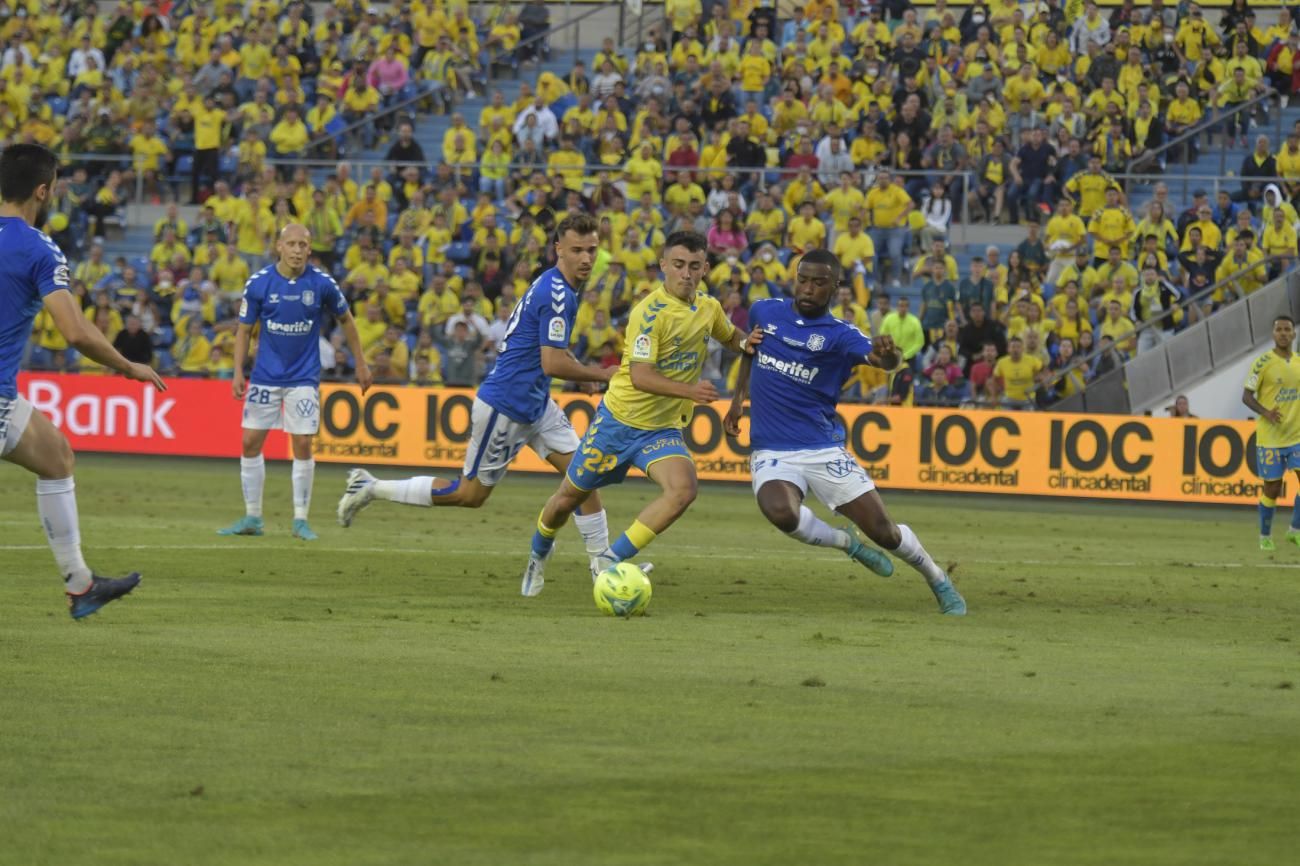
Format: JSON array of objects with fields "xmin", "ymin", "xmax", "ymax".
[
  {"xmin": 373, "ymin": 477, "xmax": 435, "ymax": 506},
  {"xmin": 787, "ymin": 505, "xmax": 852, "ymax": 550},
  {"xmin": 36, "ymin": 477, "xmax": 93, "ymax": 594},
  {"xmin": 890, "ymin": 524, "xmax": 948, "ymax": 589},
  {"xmin": 292, "ymin": 458, "xmax": 315, "ymax": 521},
  {"xmin": 241, "ymin": 455, "xmax": 265, "ymax": 518},
  {"xmin": 573, "ymin": 509, "xmax": 610, "ymax": 555}
]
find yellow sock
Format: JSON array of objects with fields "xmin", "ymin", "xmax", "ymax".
[
  {"xmin": 536, "ymin": 512, "xmax": 558, "ymax": 539},
  {"xmin": 626, "ymin": 520, "xmax": 657, "ymax": 549}
]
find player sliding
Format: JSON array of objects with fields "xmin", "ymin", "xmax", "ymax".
[
  {"xmin": 337, "ymin": 214, "xmax": 622, "ymax": 576},
  {"xmin": 0, "ymin": 143, "xmax": 165, "ymax": 618},
  {"xmin": 724, "ymin": 249, "xmax": 966, "ymax": 615},
  {"xmin": 218, "ymin": 223, "xmax": 372, "ymax": 540},
  {"xmin": 519, "ymin": 230, "xmax": 760, "ymax": 596},
  {"xmin": 1244, "ymin": 314, "xmax": 1300, "ymax": 551}
]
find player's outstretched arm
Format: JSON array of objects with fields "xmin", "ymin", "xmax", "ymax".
[
  {"xmin": 43, "ymin": 290, "xmax": 166, "ymax": 391},
  {"xmin": 539, "ymin": 346, "xmax": 614, "ymax": 384},
  {"xmin": 1244, "ymin": 388, "xmax": 1282, "ymax": 424},
  {"xmin": 628, "ymin": 362, "xmax": 718, "ymax": 404},
  {"xmin": 724, "ymin": 352, "xmax": 754, "ymax": 438},
  {"xmin": 336, "ymin": 310, "xmax": 373, "ymax": 394},
  {"xmin": 231, "ymin": 323, "xmax": 253, "ymax": 400}
]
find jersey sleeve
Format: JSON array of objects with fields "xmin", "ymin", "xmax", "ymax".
[
  {"xmin": 319, "ymin": 270, "xmax": 348, "ymax": 316},
  {"xmin": 748, "ymin": 298, "xmax": 770, "ymax": 331},
  {"xmin": 538, "ymin": 285, "xmax": 576, "ymax": 350},
  {"xmin": 1245, "ymin": 354, "xmax": 1271, "ymax": 393},
  {"xmin": 709, "ymin": 297, "xmax": 738, "ymax": 343},
  {"xmin": 238, "ymin": 275, "xmax": 262, "ymax": 325},
  {"xmin": 627, "ymin": 297, "xmax": 665, "ymax": 364},
  {"xmin": 29, "ymin": 231, "xmax": 70, "ymax": 298},
  {"xmin": 839, "ymin": 322, "xmax": 874, "ymax": 362}
]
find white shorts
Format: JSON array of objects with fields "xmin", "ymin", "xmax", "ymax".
[
  {"xmin": 0, "ymin": 394, "xmax": 34, "ymax": 457},
  {"xmin": 750, "ymin": 446, "xmax": 876, "ymax": 511},
  {"xmin": 464, "ymin": 397, "xmax": 579, "ymax": 487},
  {"xmin": 243, "ymin": 384, "xmax": 320, "ymax": 435}
]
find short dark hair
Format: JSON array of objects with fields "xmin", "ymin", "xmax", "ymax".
[
  {"xmin": 1276, "ymin": 314, "xmax": 1295, "ymax": 326},
  {"xmin": 661, "ymin": 230, "xmax": 707, "ymax": 256},
  {"xmin": 554, "ymin": 213, "xmax": 599, "ymax": 241},
  {"xmin": 0, "ymin": 144, "xmax": 58, "ymax": 204},
  {"xmin": 799, "ymin": 248, "xmax": 842, "ymax": 283}
]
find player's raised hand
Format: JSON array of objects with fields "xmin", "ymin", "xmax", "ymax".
[
  {"xmin": 231, "ymin": 370, "xmax": 247, "ymax": 400},
  {"xmin": 356, "ymin": 362, "xmax": 374, "ymax": 395},
  {"xmin": 689, "ymin": 380, "xmax": 720, "ymax": 405},
  {"xmin": 870, "ymin": 335, "xmax": 901, "ymax": 370},
  {"xmin": 744, "ymin": 325, "xmax": 764, "ymax": 354},
  {"xmin": 124, "ymin": 362, "xmax": 167, "ymax": 392}
]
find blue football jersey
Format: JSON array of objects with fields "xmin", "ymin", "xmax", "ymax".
[
  {"xmin": 477, "ymin": 266, "xmax": 579, "ymax": 423},
  {"xmin": 747, "ymin": 298, "xmax": 874, "ymax": 452},
  {"xmin": 0, "ymin": 216, "xmax": 70, "ymax": 399},
  {"xmin": 239, "ymin": 264, "xmax": 348, "ymax": 387}
]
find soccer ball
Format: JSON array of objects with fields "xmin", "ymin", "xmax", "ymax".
[{"xmin": 593, "ymin": 562, "xmax": 652, "ymax": 617}]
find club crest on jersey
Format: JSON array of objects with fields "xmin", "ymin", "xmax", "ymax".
[
  {"xmin": 302, "ymin": 289, "xmax": 315, "ymax": 306},
  {"xmin": 807, "ymin": 333, "xmax": 826, "ymax": 351},
  {"xmin": 548, "ymin": 316, "xmax": 566, "ymax": 342},
  {"xmin": 763, "ymin": 323, "xmax": 778, "ymax": 335},
  {"xmin": 269, "ymin": 293, "xmax": 279, "ymax": 303}
]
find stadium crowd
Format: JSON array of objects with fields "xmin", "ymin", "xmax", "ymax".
[{"xmin": 9, "ymin": 0, "xmax": 1300, "ymax": 410}]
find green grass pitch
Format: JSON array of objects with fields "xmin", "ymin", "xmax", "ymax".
[{"xmin": 1, "ymin": 454, "xmax": 1297, "ymax": 865}]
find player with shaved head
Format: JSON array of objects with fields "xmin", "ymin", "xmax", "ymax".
[{"xmin": 218, "ymin": 222, "xmax": 371, "ymax": 541}]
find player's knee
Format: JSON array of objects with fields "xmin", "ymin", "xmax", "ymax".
[
  {"xmin": 761, "ymin": 500, "xmax": 799, "ymax": 533},
  {"xmin": 460, "ymin": 486, "xmax": 491, "ymax": 508},
  {"xmin": 665, "ymin": 479, "xmax": 698, "ymax": 514}
]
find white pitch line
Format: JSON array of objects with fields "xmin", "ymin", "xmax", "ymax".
[{"xmin": 1, "ymin": 543, "xmax": 1298, "ymax": 569}]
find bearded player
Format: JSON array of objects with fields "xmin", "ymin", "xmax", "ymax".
[
  {"xmin": 336, "ymin": 214, "xmax": 622, "ymax": 576},
  {"xmin": 1, "ymin": 143, "xmax": 165, "ymax": 618},
  {"xmin": 725, "ymin": 249, "xmax": 966, "ymax": 614},
  {"xmin": 1244, "ymin": 314, "xmax": 1300, "ymax": 551}
]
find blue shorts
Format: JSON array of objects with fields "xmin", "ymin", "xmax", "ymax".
[
  {"xmin": 1257, "ymin": 443, "xmax": 1300, "ymax": 481},
  {"xmin": 566, "ymin": 403, "xmax": 691, "ymax": 491}
]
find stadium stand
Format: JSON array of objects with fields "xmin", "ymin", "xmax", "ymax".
[{"xmin": 9, "ymin": 0, "xmax": 1300, "ymax": 411}]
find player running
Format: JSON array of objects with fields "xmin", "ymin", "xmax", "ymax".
[
  {"xmin": 724, "ymin": 249, "xmax": 966, "ymax": 615},
  {"xmin": 218, "ymin": 223, "xmax": 372, "ymax": 540},
  {"xmin": 0, "ymin": 143, "xmax": 165, "ymax": 618},
  {"xmin": 519, "ymin": 229, "xmax": 760, "ymax": 597},
  {"xmin": 1243, "ymin": 314, "xmax": 1300, "ymax": 551},
  {"xmin": 336, "ymin": 214, "xmax": 621, "ymax": 575}
]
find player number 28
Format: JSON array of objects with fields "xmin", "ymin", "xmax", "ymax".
[
  {"xmin": 247, "ymin": 387, "xmax": 272, "ymax": 405},
  {"xmin": 581, "ymin": 447, "xmax": 618, "ymax": 474}
]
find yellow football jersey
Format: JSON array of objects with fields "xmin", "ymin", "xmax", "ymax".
[
  {"xmin": 604, "ymin": 286, "xmax": 736, "ymax": 430},
  {"xmin": 1246, "ymin": 350, "xmax": 1300, "ymax": 448}
]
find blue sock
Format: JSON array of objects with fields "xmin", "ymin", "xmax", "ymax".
[
  {"xmin": 609, "ymin": 535, "xmax": 637, "ymax": 561},
  {"xmin": 1260, "ymin": 496, "xmax": 1276, "ymax": 536},
  {"xmin": 531, "ymin": 514, "xmax": 558, "ymax": 558}
]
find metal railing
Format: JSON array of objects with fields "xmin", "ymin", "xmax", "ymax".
[
  {"xmin": 1044, "ymin": 255, "xmax": 1293, "ymax": 408},
  {"xmin": 1126, "ymin": 86, "xmax": 1282, "ymax": 176}
]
